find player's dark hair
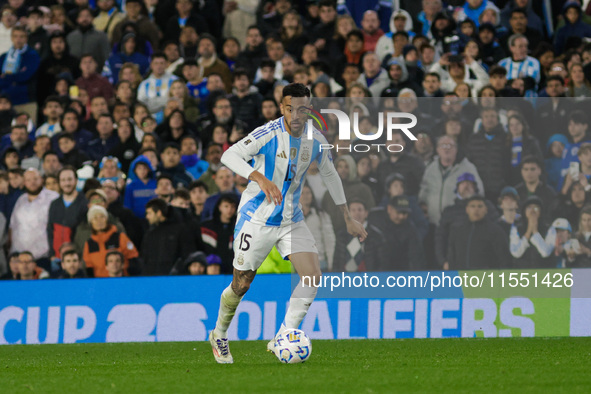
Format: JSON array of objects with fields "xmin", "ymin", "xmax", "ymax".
[{"xmin": 282, "ymin": 83, "xmax": 311, "ymax": 99}]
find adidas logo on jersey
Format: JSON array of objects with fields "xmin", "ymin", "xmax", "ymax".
[{"xmin": 277, "ymin": 151, "xmax": 287, "ymax": 159}]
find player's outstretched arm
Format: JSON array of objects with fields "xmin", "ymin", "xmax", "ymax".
[
  {"xmin": 339, "ymin": 204, "xmax": 368, "ymax": 242},
  {"xmin": 220, "ymin": 139, "xmax": 282, "ymax": 206},
  {"xmin": 249, "ymin": 171, "xmax": 282, "ymax": 205}
]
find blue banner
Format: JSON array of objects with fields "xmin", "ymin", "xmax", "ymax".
[{"xmin": 0, "ymin": 272, "xmax": 585, "ymax": 344}]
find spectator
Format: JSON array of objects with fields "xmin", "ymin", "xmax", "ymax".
[
  {"xmin": 58, "ymin": 133, "xmax": 90, "ymax": 169},
  {"xmin": 26, "ymin": 8, "xmax": 49, "ymax": 65},
  {"xmin": 356, "ymin": 52, "xmax": 389, "ymax": 99},
  {"xmin": 553, "ymin": 181, "xmax": 589, "ymax": 231},
  {"xmin": 0, "ymin": 252, "xmax": 20, "ymax": 280},
  {"xmin": 188, "ymin": 180, "xmax": 208, "ymax": 223},
  {"xmin": 158, "ymin": 109, "xmax": 194, "ymax": 146},
  {"xmin": 333, "ymin": 199, "xmax": 385, "ymax": 272},
  {"xmin": 141, "ymin": 198, "xmax": 194, "ymax": 275},
  {"xmin": 466, "ymin": 107, "xmax": 511, "ymax": 200},
  {"xmin": 111, "ymin": 0, "xmax": 161, "ymax": 49},
  {"xmin": 420, "ymin": 135, "xmax": 484, "ymax": 226},
  {"xmin": 510, "ymin": 195, "xmax": 555, "ymax": 268},
  {"xmin": 554, "ymin": 2, "xmax": 591, "ymax": 55},
  {"xmin": 158, "ymin": 142, "xmax": 193, "ymax": 188},
  {"xmin": 87, "ymin": 114, "xmax": 119, "ymax": 163},
  {"xmin": 36, "ymin": 97, "xmax": 64, "ymax": 139},
  {"xmin": 206, "ymin": 254, "xmax": 222, "ymax": 275},
  {"xmin": 16, "ymin": 251, "xmax": 49, "ymax": 280},
  {"xmin": 10, "ymin": 169, "xmax": 59, "ymax": 261},
  {"xmin": 323, "ymin": 155, "xmax": 375, "ymax": 232},
  {"xmin": 200, "ymin": 194, "xmax": 237, "ymax": 274},
  {"xmin": 124, "ymin": 155, "xmax": 157, "ymax": 218},
  {"xmin": 155, "ymin": 174, "xmax": 175, "ymax": 202},
  {"xmin": 536, "ymin": 76, "xmax": 570, "ymax": 143},
  {"xmin": 359, "ymin": 11, "xmax": 383, "ymax": 53},
  {"xmin": 371, "ymin": 195, "xmax": 425, "ymax": 270},
  {"xmin": 515, "ymin": 156, "xmax": 556, "ymax": 222},
  {"xmin": 137, "ymin": 53, "xmax": 179, "ymax": 121},
  {"xmin": 435, "ymin": 172, "xmax": 499, "ymax": 267},
  {"xmin": 507, "ymin": 113, "xmax": 543, "ymax": 185},
  {"xmin": 497, "ymin": 186, "xmax": 521, "ymax": 237},
  {"xmin": 47, "ymin": 166, "xmax": 87, "ymax": 258},
  {"xmin": 571, "ymin": 205, "xmax": 591, "ymax": 267},
  {"xmin": 104, "ymin": 250, "xmax": 126, "ymax": 278},
  {"xmin": 0, "ymin": 26, "xmax": 41, "ymax": 118},
  {"xmin": 92, "ymin": 0, "xmax": 125, "ymax": 42},
  {"xmin": 110, "ymin": 118, "xmax": 140, "ymax": 174},
  {"xmin": 2, "ymin": 125, "xmax": 33, "ymax": 161},
  {"xmin": 73, "ymin": 188, "xmax": 126, "ymax": 255},
  {"xmin": 1, "ymin": 168, "xmax": 24, "ymax": 222},
  {"xmin": 546, "ymin": 134, "xmax": 569, "ymax": 192},
  {"xmin": 498, "ymin": 34, "xmax": 541, "ymax": 97},
  {"xmin": 83, "ymin": 204, "xmax": 139, "ymax": 277},
  {"xmin": 236, "ymin": 25, "xmax": 266, "ymax": 79},
  {"xmin": 429, "ymin": 53, "xmax": 489, "ymax": 97},
  {"xmin": 2, "ymin": 147, "xmax": 19, "ymax": 170},
  {"xmin": 447, "ymin": 195, "xmax": 511, "ymax": 270},
  {"xmin": 172, "ymin": 250, "xmax": 207, "ymax": 275},
  {"xmin": 559, "ymin": 111, "xmax": 591, "ymax": 190},
  {"xmin": 56, "ymin": 249, "xmax": 86, "ymax": 278},
  {"xmin": 379, "ymin": 173, "xmax": 429, "ymax": 239},
  {"xmin": 102, "ymin": 178, "xmax": 144, "ymax": 249},
  {"xmin": 229, "ymin": 68, "xmax": 263, "ymax": 131},
  {"xmin": 180, "ymin": 135, "xmax": 208, "ymax": 180},
  {"xmin": 104, "ymin": 33, "xmax": 150, "ymax": 85},
  {"xmin": 377, "ymin": 130, "xmax": 425, "ymax": 197},
  {"xmin": 500, "ymin": 8, "xmax": 542, "ymax": 54},
  {"xmin": 164, "ymin": 0, "xmax": 208, "ymax": 42},
  {"xmin": 51, "ymin": 111, "xmax": 93, "ymax": 157},
  {"xmin": 201, "ymin": 166, "xmax": 239, "ymax": 221},
  {"xmin": 0, "ymin": 6, "xmax": 17, "ymax": 56},
  {"xmin": 198, "ymin": 143, "xmax": 224, "ymax": 193},
  {"xmin": 66, "ymin": 7, "xmax": 110, "ymax": 69},
  {"xmin": 41, "ymin": 151, "xmax": 62, "ymax": 177},
  {"xmin": 198, "ymin": 34, "xmax": 232, "ymax": 93}
]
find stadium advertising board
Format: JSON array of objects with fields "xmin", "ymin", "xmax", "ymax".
[{"xmin": 0, "ymin": 269, "xmax": 589, "ymax": 345}]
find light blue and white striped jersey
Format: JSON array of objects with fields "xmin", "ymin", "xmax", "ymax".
[
  {"xmin": 498, "ymin": 56, "xmax": 541, "ymax": 97},
  {"xmin": 221, "ymin": 116, "xmax": 345, "ymax": 228},
  {"xmin": 136, "ymin": 72, "xmax": 178, "ymax": 114}
]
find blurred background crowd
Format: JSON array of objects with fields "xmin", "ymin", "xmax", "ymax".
[{"xmin": 1, "ymin": 0, "xmax": 591, "ymax": 280}]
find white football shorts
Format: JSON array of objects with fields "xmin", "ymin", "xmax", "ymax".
[{"xmin": 232, "ymin": 214, "xmax": 318, "ymax": 271}]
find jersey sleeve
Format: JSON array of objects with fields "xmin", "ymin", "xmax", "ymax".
[
  {"xmin": 220, "ymin": 130, "xmax": 268, "ymax": 179},
  {"xmin": 316, "ymin": 135, "xmax": 347, "ymax": 206}
]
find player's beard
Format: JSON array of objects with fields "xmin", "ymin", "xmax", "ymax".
[{"xmin": 290, "ymin": 120, "xmax": 304, "ymax": 137}]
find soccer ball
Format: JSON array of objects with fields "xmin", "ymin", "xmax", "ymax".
[{"xmin": 273, "ymin": 329, "xmax": 312, "ymax": 364}]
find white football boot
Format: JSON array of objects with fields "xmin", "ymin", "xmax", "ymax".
[
  {"xmin": 209, "ymin": 331, "xmax": 233, "ymax": 364},
  {"xmin": 266, "ymin": 324, "xmax": 287, "ymax": 353}
]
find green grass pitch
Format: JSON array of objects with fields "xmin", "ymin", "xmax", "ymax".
[{"xmin": 1, "ymin": 338, "xmax": 590, "ymax": 393}]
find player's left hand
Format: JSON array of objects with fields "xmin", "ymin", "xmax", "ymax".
[{"xmin": 345, "ymin": 218, "xmax": 368, "ymax": 242}]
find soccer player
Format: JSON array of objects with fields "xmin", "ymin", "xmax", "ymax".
[{"xmin": 209, "ymin": 83, "xmax": 367, "ymax": 363}]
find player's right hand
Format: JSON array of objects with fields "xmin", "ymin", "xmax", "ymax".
[{"xmin": 250, "ymin": 171, "xmax": 282, "ymax": 205}]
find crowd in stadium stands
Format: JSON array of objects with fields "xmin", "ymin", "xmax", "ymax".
[{"xmin": 2, "ymin": 0, "xmax": 591, "ymax": 280}]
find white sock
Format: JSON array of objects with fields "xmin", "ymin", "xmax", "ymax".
[
  {"xmin": 282, "ymin": 280, "xmax": 318, "ymax": 332},
  {"xmin": 214, "ymin": 285, "xmax": 243, "ymax": 338}
]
